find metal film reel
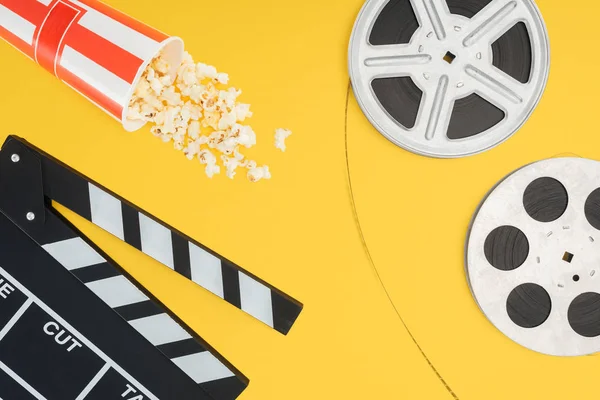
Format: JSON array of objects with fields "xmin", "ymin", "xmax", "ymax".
[
  {"xmin": 467, "ymin": 158, "xmax": 600, "ymax": 356},
  {"xmin": 348, "ymin": 0, "xmax": 550, "ymax": 158}
]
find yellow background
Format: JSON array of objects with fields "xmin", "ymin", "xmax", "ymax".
[{"xmin": 0, "ymin": 0, "xmax": 598, "ymax": 399}]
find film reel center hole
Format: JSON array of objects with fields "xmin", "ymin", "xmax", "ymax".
[
  {"xmin": 563, "ymin": 252, "xmax": 574, "ymax": 263},
  {"xmin": 573, "ymin": 275, "xmax": 580, "ymax": 282},
  {"xmin": 443, "ymin": 51, "xmax": 456, "ymax": 64}
]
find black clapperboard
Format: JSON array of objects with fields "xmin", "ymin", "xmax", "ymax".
[{"xmin": 0, "ymin": 136, "xmax": 302, "ymax": 400}]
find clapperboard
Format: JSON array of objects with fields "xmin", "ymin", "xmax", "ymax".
[{"xmin": 0, "ymin": 136, "xmax": 303, "ymax": 399}]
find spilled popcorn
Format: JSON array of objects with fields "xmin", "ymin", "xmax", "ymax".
[
  {"xmin": 127, "ymin": 51, "xmax": 290, "ymax": 182},
  {"xmin": 274, "ymin": 128, "xmax": 292, "ymax": 152}
]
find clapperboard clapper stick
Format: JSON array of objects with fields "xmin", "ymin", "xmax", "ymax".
[{"xmin": 0, "ymin": 135, "xmax": 303, "ymax": 399}]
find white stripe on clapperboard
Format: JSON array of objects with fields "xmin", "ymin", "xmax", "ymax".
[
  {"xmin": 89, "ymin": 184, "xmax": 125, "ymax": 240},
  {"xmin": 239, "ymin": 272, "xmax": 274, "ymax": 327},
  {"xmin": 172, "ymin": 352, "xmax": 234, "ymax": 384},
  {"xmin": 0, "ymin": 266, "xmax": 159, "ymax": 400},
  {"xmin": 42, "ymin": 234, "xmax": 235, "ymax": 384},
  {"xmin": 43, "ymin": 237, "xmax": 106, "ymax": 271},
  {"xmin": 128, "ymin": 313, "xmax": 191, "ymax": 346},
  {"xmin": 86, "ymin": 275, "xmax": 149, "ymax": 308},
  {"xmin": 89, "ymin": 184, "xmax": 175, "ymax": 270},
  {"xmin": 189, "ymin": 242, "xmax": 224, "ymax": 298},
  {"xmin": 0, "ymin": 4, "xmax": 36, "ymax": 45},
  {"xmin": 87, "ymin": 183, "xmax": 276, "ymax": 328},
  {"xmin": 139, "ymin": 213, "xmax": 175, "ymax": 270}
]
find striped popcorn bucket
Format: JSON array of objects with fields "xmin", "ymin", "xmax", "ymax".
[{"xmin": 0, "ymin": 0, "xmax": 184, "ymax": 131}]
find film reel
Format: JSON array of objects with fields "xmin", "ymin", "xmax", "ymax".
[
  {"xmin": 466, "ymin": 158, "xmax": 600, "ymax": 356},
  {"xmin": 348, "ymin": 0, "xmax": 550, "ymax": 158}
]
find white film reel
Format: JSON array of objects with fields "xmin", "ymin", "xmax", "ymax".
[
  {"xmin": 467, "ymin": 158, "xmax": 600, "ymax": 356},
  {"xmin": 349, "ymin": 0, "xmax": 550, "ymax": 158}
]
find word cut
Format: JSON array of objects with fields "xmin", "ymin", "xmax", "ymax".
[{"xmin": 43, "ymin": 321, "xmax": 83, "ymax": 352}]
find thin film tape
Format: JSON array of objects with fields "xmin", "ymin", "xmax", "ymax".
[{"xmin": 344, "ymin": 80, "xmax": 459, "ymax": 399}]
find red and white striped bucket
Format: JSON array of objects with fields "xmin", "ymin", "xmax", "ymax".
[{"xmin": 0, "ymin": 0, "xmax": 184, "ymax": 131}]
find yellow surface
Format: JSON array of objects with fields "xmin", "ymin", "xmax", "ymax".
[
  {"xmin": 0, "ymin": 0, "xmax": 597, "ymax": 399},
  {"xmin": 347, "ymin": 2, "xmax": 600, "ymax": 400}
]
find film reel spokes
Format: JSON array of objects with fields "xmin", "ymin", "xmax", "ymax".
[
  {"xmin": 349, "ymin": 0, "xmax": 549, "ymax": 157},
  {"xmin": 467, "ymin": 158, "xmax": 600, "ymax": 356}
]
